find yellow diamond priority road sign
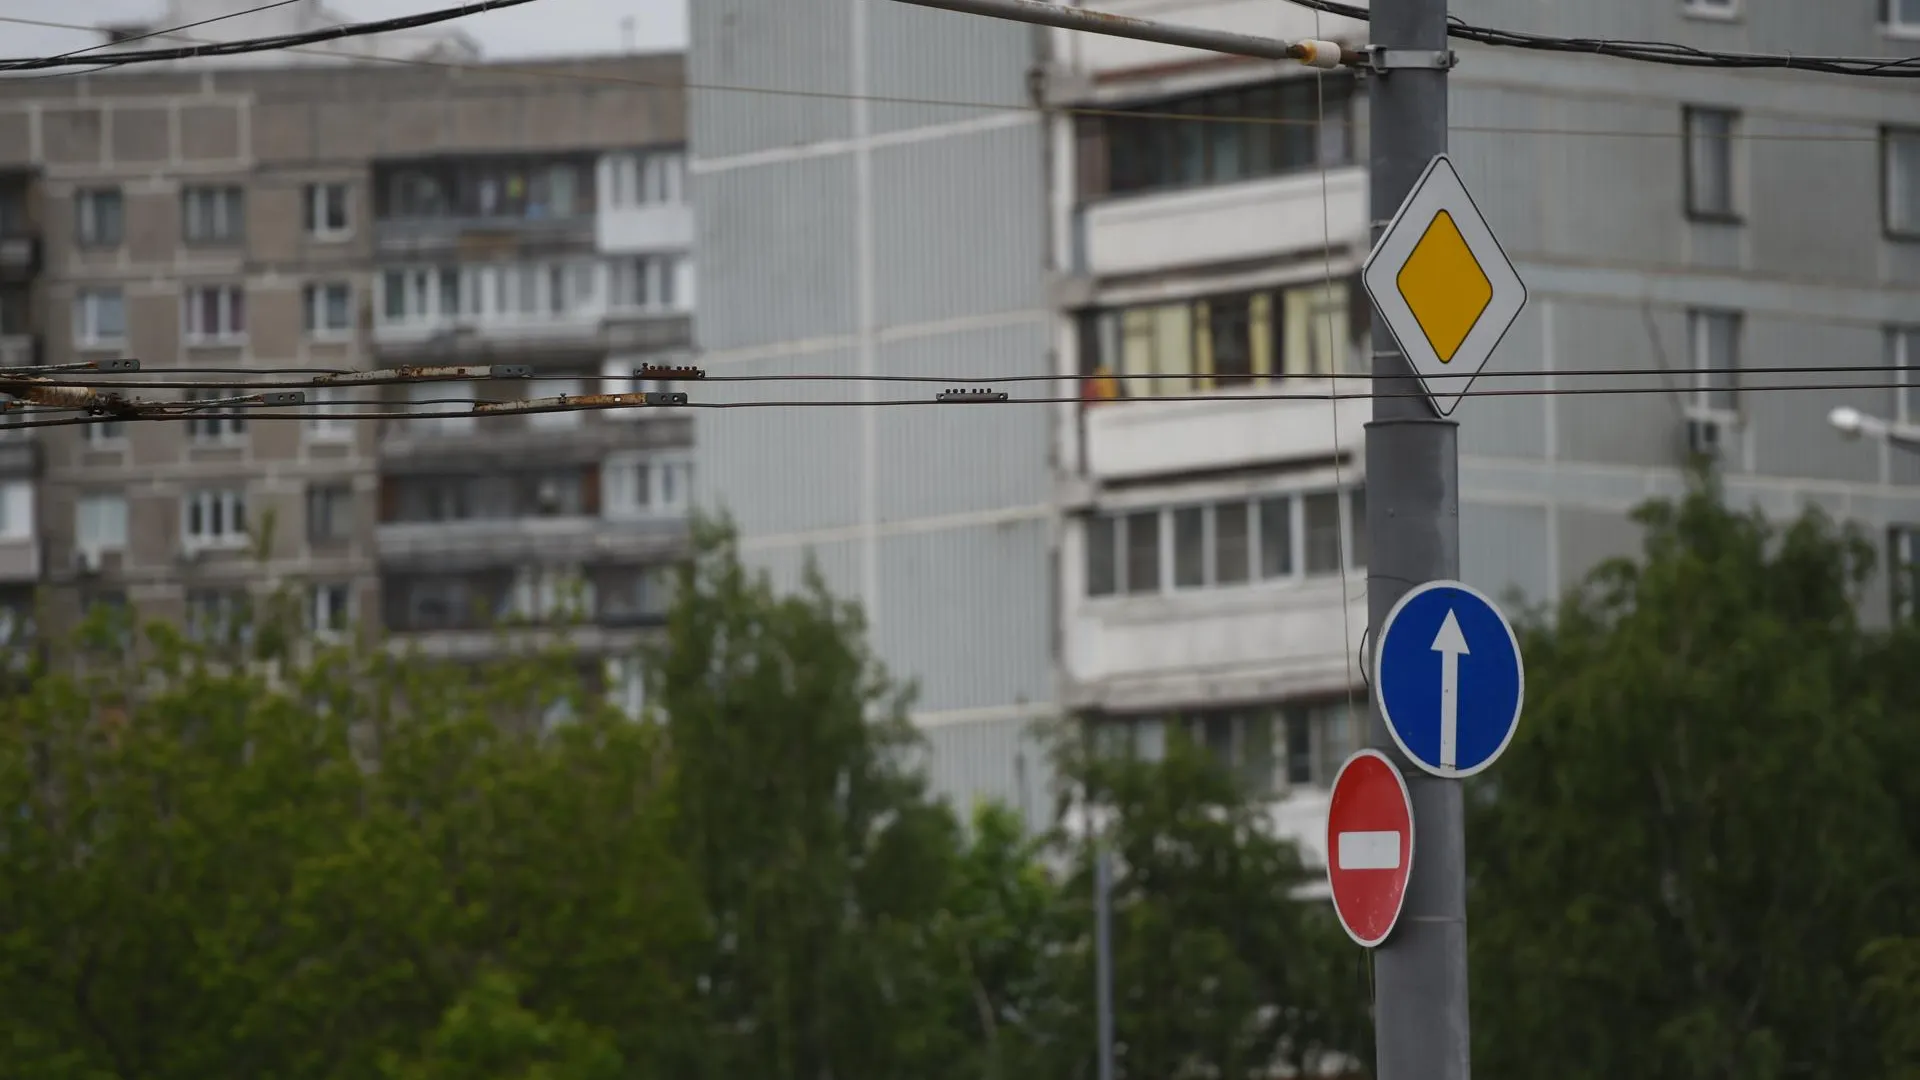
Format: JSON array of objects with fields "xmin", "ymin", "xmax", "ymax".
[{"xmin": 1362, "ymin": 154, "xmax": 1527, "ymax": 417}]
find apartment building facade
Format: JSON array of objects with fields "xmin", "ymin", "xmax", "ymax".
[
  {"xmin": 689, "ymin": 0, "xmax": 1059, "ymax": 826},
  {"xmin": 0, "ymin": 52, "xmax": 689, "ymax": 669},
  {"xmin": 692, "ymin": 0, "xmax": 1920, "ymax": 843}
]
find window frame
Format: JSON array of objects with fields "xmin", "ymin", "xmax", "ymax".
[
  {"xmin": 1687, "ymin": 307, "xmax": 1743, "ymax": 417},
  {"xmin": 305, "ymin": 483, "xmax": 354, "ymax": 546},
  {"xmin": 180, "ymin": 185, "xmax": 245, "ymax": 245},
  {"xmin": 1680, "ymin": 0, "xmax": 1738, "ymax": 20},
  {"xmin": 1082, "ymin": 74, "xmax": 1358, "ymax": 202},
  {"xmin": 1084, "ymin": 484, "xmax": 1366, "ymax": 599},
  {"xmin": 1884, "ymin": 0, "xmax": 1920, "ymax": 35},
  {"xmin": 75, "ymin": 492, "xmax": 130, "ymax": 553},
  {"xmin": 74, "ymin": 187, "xmax": 124, "ymax": 248},
  {"xmin": 303, "ymin": 281, "xmax": 354, "ymax": 338},
  {"xmin": 1682, "ymin": 105, "xmax": 1741, "ymax": 223},
  {"xmin": 180, "ymin": 488, "xmax": 250, "ymax": 551},
  {"xmin": 185, "ymin": 387, "xmax": 249, "ymax": 444},
  {"xmin": 1894, "ymin": 326, "xmax": 1920, "ymax": 426},
  {"xmin": 309, "ymin": 581, "xmax": 354, "ymax": 638},
  {"xmin": 303, "ymin": 182, "xmax": 352, "ymax": 239},
  {"xmin": 306, "ymin": 386, "xmax": 354, "ymax": 443},
  {"xmin": 182, "ymin": 284, "xmax": 248, "ymax": 345},
  {"xmin": 73, "ymin": 287, "xmax": 127, "ymax": 348},
  {"xmin": 1883, "ymin": 126, "xmax": 1920, "ymax": 241}
]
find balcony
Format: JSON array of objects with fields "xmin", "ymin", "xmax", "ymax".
[
  {"xmin": 375, "ymin": 214, "xmax": 597, "ymax": 259},
  {"xmin": 372, "ymin": 255, "xmax": 692, "ymax": 361},
  {"xmin": 382, "ymin": 562, "xmax": 675, "ymax": 660},
  {"xmin": 0, "ymin": 234, "xmax": 39, "ymax": 281},
  {"xmin": 1084, "ymin": 388, "xmax": 1367, "ymax": 482},
  {"xmin": 1078, "ymin": 167, "xmax": 1367, "ymax": 278},
  {"xmin": 380, "ymin": 411, "xmax": 693, "ymax": 473},
  {"xmin": 373, "ymin": 153, "xmax": 601, "ymax": 258},
  {"xmin": 1065, "ymin": 483, "xmax": 1366, "ymax": 711},
  {"xmin": 378, "ymin": 513, "xmax": 686, "ymax": 573}
]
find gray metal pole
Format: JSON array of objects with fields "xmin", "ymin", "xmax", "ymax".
[
  {"xmin": 1094, "ymin": 849, "xmax": 1116, "ymax": 1080},
  {"xmin": 1364, "ymin": 0, "xmax": 1469, "ymax": 1072}
]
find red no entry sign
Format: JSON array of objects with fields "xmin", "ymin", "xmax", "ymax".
[{"xmin": 1326, "ymin": 748, "xmax": 1415, "ymax": 948}]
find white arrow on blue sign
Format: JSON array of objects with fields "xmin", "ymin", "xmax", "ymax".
[{"xmin": 1373, "ymin": 579, "xmax": 1525, "ymax": 779}]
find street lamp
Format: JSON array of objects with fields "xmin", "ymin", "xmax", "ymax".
[{"xmin": 1828, "ymin": 405, "xmax": 1920, "ymax": 455}]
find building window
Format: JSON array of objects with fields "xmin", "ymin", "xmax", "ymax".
[
  {"xmin": 306, "ymin": 483, "xmax": 353, "ymax": 545},
  {"xmin": 606, "ymin": 149, "xmax": 686, "ymax": 208},
  {"xmin": 181, "ymin": 185, "xmax": 244, "ymax": 244},
  {"xmin": 307, "ymin": 386, "xmax": 354, "ymax": 442},
  {"xmin": 1894, "ymin": 327, "xmax": 1920, "ymax": 425},
  {"xmin": 506, "ymin": 565, "xmax": 594, "ymax": 622},
  {"xmin": 186, "ymin": 588, "xmax": 250, "ymax": 645},
  {"xmin": 1885, "ymin": 127, "xmax": 1920, "ymax": 239},
  {"xmin": 1894, "ymin": 526, "xmax": 1920, "ymax": 621},
  {"xmin": 1086, "ymin": 486, "xmax": 1365, "ymax": 598},
  {"xmin": 303, "ymin": 282, "xmax": 353, "ymax": 336},
  {"xmin": 1076, "ymin": 75, "xmax": 1356, "ymax": 201},
  {"xmin": 609, "ymin": 254, "xmax": 689, "ymax": 312},
  {"xmin": 0, "ymin": 479, "xmax": 27, "ymax": 541},
  {"xmin": 1893, "ymin": 525, "xmax": 1920, "ymax": 633},
  {"xmin": 73, "ymin": 288, "xmax": 126, "ymax": 346},
  {"xmin": 1886, "ymin": 0, "xmax": 1920, "ymax": 31},
  {"xmin": 185, "ymin": 389, "xmax": 247, "ymax": 443},
  {"xmin": 379, "ymin": 159, "xmax": 589, "ymax": 221},
  {"xmin": 603, "ymin": 453, "xmax": 694, "ymax": 519},
  {"xmin": 74, "ymin": 188, "xmax": 123, "ymax": 247},
  {"xmin": 1681, "ymin": 0, "xmax": 1736, "ymax": 17},
  {"xmin": 310, "ymin": 582, "xmax": 353, "ymax": 637},
  {"xmin": 182, "ymin": 488, "xmax": 248, "ymax": 550},
  {"xmin": 1080, "ymin": 280, "xmax": 1359, "ymax": 400},
  {"xmin": 304, "ymin": 182, "xmax": 350, "ymax": 238},
  {"xmin": 1683, "ymin": 106, "xmax": 1739, "ymax": 220},
  {"xmin": 183, "ymin": 285, "xmax": 246, "ymax": 343},
  {"xmin": 76, "ymin": 492, "xmax": 129, "ymax": 553},
  {"xmin": 1688, "ymin": 308, "xmax": 1741, "ymax": 414},
  {"xmin": 1087, "ymin": 697, "xmax": 1363, "ymax": 797}
]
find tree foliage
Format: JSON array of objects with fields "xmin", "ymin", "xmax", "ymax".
[
  {"xmin": 1470, "ymin": 474, "xmax": 1920, "ymax": 1080},
  {"xmin": 0, "ymin": 515, "xmax": 1363, "ymax": 1080}
]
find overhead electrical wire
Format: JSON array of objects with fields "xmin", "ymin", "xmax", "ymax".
[
  {"xmin": 0, "ymin": 0, "xmax": 544, "ymax": 74},
  {"xmin": 0, "ymin": 0, "xmax": 1907, "ymax": 78},
  {"xmin": 16, "ymin": 0, "xmax": 313, "ymax": 79},
  {"xmin": 0, "ymin": 14, "xmax": 1894, "ymax": 144},
  {"xmin": 1278, "ymin": 0, "xmax": 1920, "ymax": 77}
]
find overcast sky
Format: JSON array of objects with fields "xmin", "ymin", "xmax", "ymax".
[{"xmin": 0, "ymin": 0, "xmax": 687, "ymax": 60}]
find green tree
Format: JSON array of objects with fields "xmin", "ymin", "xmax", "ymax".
[
  {"xmin": 1468, "ymin": 476, "xmax": 1920, "ymax": 1080},
  {"xmin": 1037, "ymin": 731, "xmax": 1373, "ymax": 1080},
  {"xmin": 380, "ymin": 968, "xmax": 623, "ymax": 1080},
  {"xmin": 651, "ymin": 515, "xmax": 988, "ymax": 1080},
  {"xmin": 0, "ymin": 605, "xmax": 703, "ymax": 1079}
]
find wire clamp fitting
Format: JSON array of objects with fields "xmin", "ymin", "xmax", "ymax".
[{"xmin": 1363, "ymin": 46, "xmax": 1457, "ymax": 73}]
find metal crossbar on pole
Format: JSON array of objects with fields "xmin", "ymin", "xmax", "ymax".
[{"xmin": 878, "ymin": 0, "xmax": 1357, "ymax": 67}]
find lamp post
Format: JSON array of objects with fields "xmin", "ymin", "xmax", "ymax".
[{"xmin": 1829, "ymin": 405, "xmax": 1920, "ymax": 456}]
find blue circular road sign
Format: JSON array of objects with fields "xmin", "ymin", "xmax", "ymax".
[{"xmin": 1373, "ymin": 579, "xmax": 1524, "ymax": 779}]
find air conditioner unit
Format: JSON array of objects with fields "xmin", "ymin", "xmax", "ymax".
[{"xmin": 1684, "ymin": 410, "xmax": 1731, "ymax": 460}]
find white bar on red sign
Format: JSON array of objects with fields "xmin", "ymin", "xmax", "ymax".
[{"xmin": 1336, "ymin": 830, "xmax": 1402, "ymax": 871}]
